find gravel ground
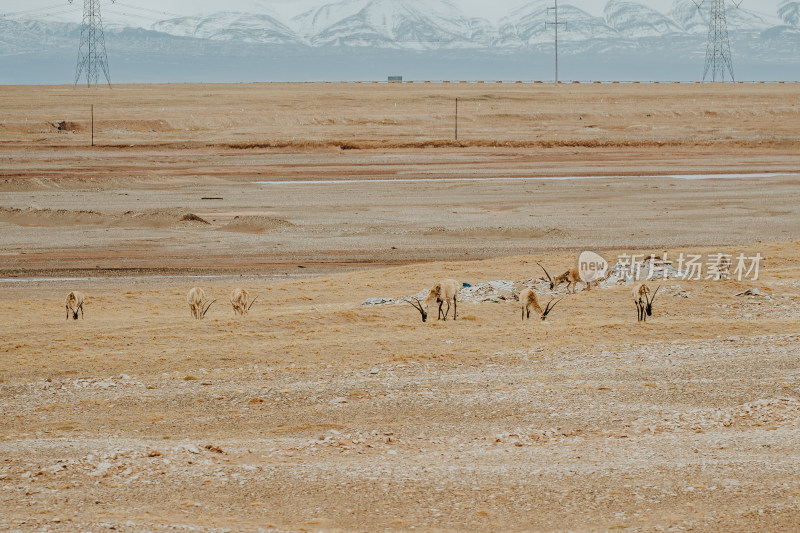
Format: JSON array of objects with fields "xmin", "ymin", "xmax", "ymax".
[{"xmin": 2, "ymin": 246, "xmax": 800, "ymax": 531}]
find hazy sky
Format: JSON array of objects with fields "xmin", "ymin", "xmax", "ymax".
[{"xmin": 2, "ymin": 0, "xmax": 786, "ymax": 24}]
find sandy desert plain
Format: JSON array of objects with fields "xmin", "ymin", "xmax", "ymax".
[{"xmin": 1, "ymin": 82, "xmax": 800, "ymax": 531}]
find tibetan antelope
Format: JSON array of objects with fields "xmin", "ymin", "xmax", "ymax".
[
  {"xmin": 407, "ymin": 279, "xmax": 460, "ymax": 321},
  {"xmin": 187, "ymin": 287, "xmax": 216, "ymax": 319},
  {"xmin": 633, "ymin": 283, "xmax": 661, "ymax": 322},
  {"xmin": 519, "ymin": 287, "xmax": 561, "ymax": 321},
  {"xmin": 65, "ymin": 291, "xmax": 84, "ymax": 320},
  {"xmin": 539, "ymin": 263, "xmax": 583, "ymax": 294},
  {"xmin": 230, "ymin": 288, "xmax": 258, "ymax": 315}
]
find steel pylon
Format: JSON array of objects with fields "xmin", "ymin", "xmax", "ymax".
[
  {"xmin": 70, "ymin": 0, "xmax": 114, "ymax": 88},
  {"xmin": 703, "ymin": 0, "xmax": 735, "ymax": 82}
]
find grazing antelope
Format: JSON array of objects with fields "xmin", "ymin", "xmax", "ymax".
[
  {"xmin": 187, "ymin": 287, "xmax": 215, "ymax": 319},
  {"xmin": 519, "ymin": 287, "xmax": 561, "ymax": 321},
  {"xmin": 427, "ymin": 279, "xmax": 459, "ymax": 320},
  {"xmin": 407, "ymin": 279, "xmax": 460, "ymax": 321},
  {"xmin": 230, "ymin": 288, "xmax": 258, "ymax": 315},
  {"xmin": 539, "ymin": 263, "xmax": 583, "ymax": 294},
  {"xmin": 633, "ymin": 283, "xmax": 661, "ymax": 322},
  {"xmin": 65, "ymin": 291, "xmax": 84, "ymax": 320}
]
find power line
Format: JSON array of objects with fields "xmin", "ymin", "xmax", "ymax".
[
  {"xmin": 26, "ymin": 8, "xmax": 78, "ymax": 19},
  {"xmin": 103, "ymin": 8, "xmax": 164, "ymax": 22},
  {"xmin": 112, "ymin": 2, "xmax": 184, "ymax": 20},
  {"xmin": 1, "ymin": 3, "xmax": 66, "ymax": 17}
]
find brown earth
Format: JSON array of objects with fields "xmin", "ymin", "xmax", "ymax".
[{"xmin": 1, "ymin": 82, "xmax": 800, "ymax": 532}]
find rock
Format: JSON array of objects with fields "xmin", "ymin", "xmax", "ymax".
[
  {"xmin": 734, "ymin": 288, "xmax": 766, "ymax": 297},
  {"xmin": 91, "ymin": 462, "xmax": 112, "ymax": 477},
  {"xmin": 361, "ymin": 297, "xmax": 393, "ymax": 306}
]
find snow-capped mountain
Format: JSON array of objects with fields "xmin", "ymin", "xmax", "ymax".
[
  {"xmin": 294, "ymin": 0, "xmax": 494, "ymax": 49},
  {"xmin": 778, "ymin": 1, "xmax": 800, "ymax": 27},
  {"xmin": 0, "ymin": 18, "xmax": 75, "ymax": 55},
  {"xmin": 4, "ymin": 0, "xmax": 788, "ymax": 50},
  {"xmin": 669, "ymin": 0, "xmax": 780, "ymax": 34},
  {"xmin": 152, "ymin": 12, "xmax": 300, "ymax": 44},
  {"xmin": 496, "ymin": 2, "xmax": 620, "ymax": 49},
  {"xmin": 605, "ymin": 0, "xmax": 683, "ymax": 38},
  {"xmin": 2, "ymin": 0, "xmax": 799, "ymax": 83}
]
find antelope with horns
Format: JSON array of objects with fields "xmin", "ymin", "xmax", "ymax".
[
  {"xmin": 187, "ymin": 287, "xmax": 216, "ymax": 319},
  {"xmin": 407, "ymin": 279, "xmax": 460, "ymax": 321},
  {"xmin": 65, "ymin": 291, "xmax": 84, "ymax": 320},
  {"xmin": 633, "ymin": 283, "xmax": 661, "ymax": 322},
  {"xmin": 230, "ymin": 288, "xmax": 258, "ymax": 315},
  {"xmin": 539, "ymin": 263, "xmax": 584, "ymax": 294},
  {"xmin": 519, "ymin": 288, "xmax": 561, "ymax": 321}
]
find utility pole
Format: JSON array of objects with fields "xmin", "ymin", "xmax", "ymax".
[
  {"xmin": 455, "ymin": 98, "xmax": 458, "ymax": 141},
  {"xmin": 546, "ymin": 0, "xmax": 567, "ymax": 84}
]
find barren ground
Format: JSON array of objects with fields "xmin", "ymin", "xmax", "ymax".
[{"xmin": 1, "ymin": 83, "xmax": 800, "ymax": 532}]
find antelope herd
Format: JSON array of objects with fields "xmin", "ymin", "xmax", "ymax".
[{"xmin": 62, "ymin": 258, "xmax": 666, "ymax": 325}]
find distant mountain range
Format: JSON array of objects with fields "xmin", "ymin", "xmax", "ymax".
[{"xmin": 1, "ymin": 0, "xmax": 799, "ymax": 83}]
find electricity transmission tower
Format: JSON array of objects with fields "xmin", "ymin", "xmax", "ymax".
[
  {"xmin": 68, "ymin": 0, "xmax": 115, "ymax": 88},
  {"xmin": 546, "ymin": 0, "xmax": 567, "ymax": 84},
  {"xmin": 693, "ymin": 0, "xmax": 743, "ymax": 82}
]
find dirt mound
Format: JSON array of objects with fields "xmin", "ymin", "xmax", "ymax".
[
  {"xmin": 0, "ymin": 207, "xmax": 212, "ymax": 229},
  {"xmin": 218, "ymin": 215, "xmax": 293, "ymax": 234},
  {"xmin": 0, "ymin": 207, "xmax": 103, "ymax": 227},
  {"xmin": 0, "ymin": 122, "xmax": 60, "ymax": 134},
  {"xmin": 52, "ymin": 121, "xmax": 84, "ymax": 132},
  {"xmin": 180, "ymin": 213, "xmax": 210, "ymax": 224},
  {"xmin": 116, "ymin": 209, "xmax": 210, "ymax": 228},
  {"xmin": 1, "ymin": 119, "xmax": 169, "ymax": 135},
  {"xmin": 45, "ymin": 120, "xmax": 171, "ymax": 134}
]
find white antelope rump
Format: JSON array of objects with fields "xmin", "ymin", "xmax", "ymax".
[
  {"xmin": 519, "ymin": 288, "xmax": 561, "ymax": 321},
  {"xmin": 230, "ymin": 288, "xmax": 258, "ymax": 315},
  {"xmin": 406, "ymin": 279, "xmax": 460, "ymax": 322},
  {"xmin": 187, "ymin": 287, "xmax": 216, "ymax": 319},
  {"xmin": 65, "ymin": 291, "xmax": 84, "ymax": 320},
  {"xmin": 633, "ymin": 283, "xmax": 661, "ymax": 322}
]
